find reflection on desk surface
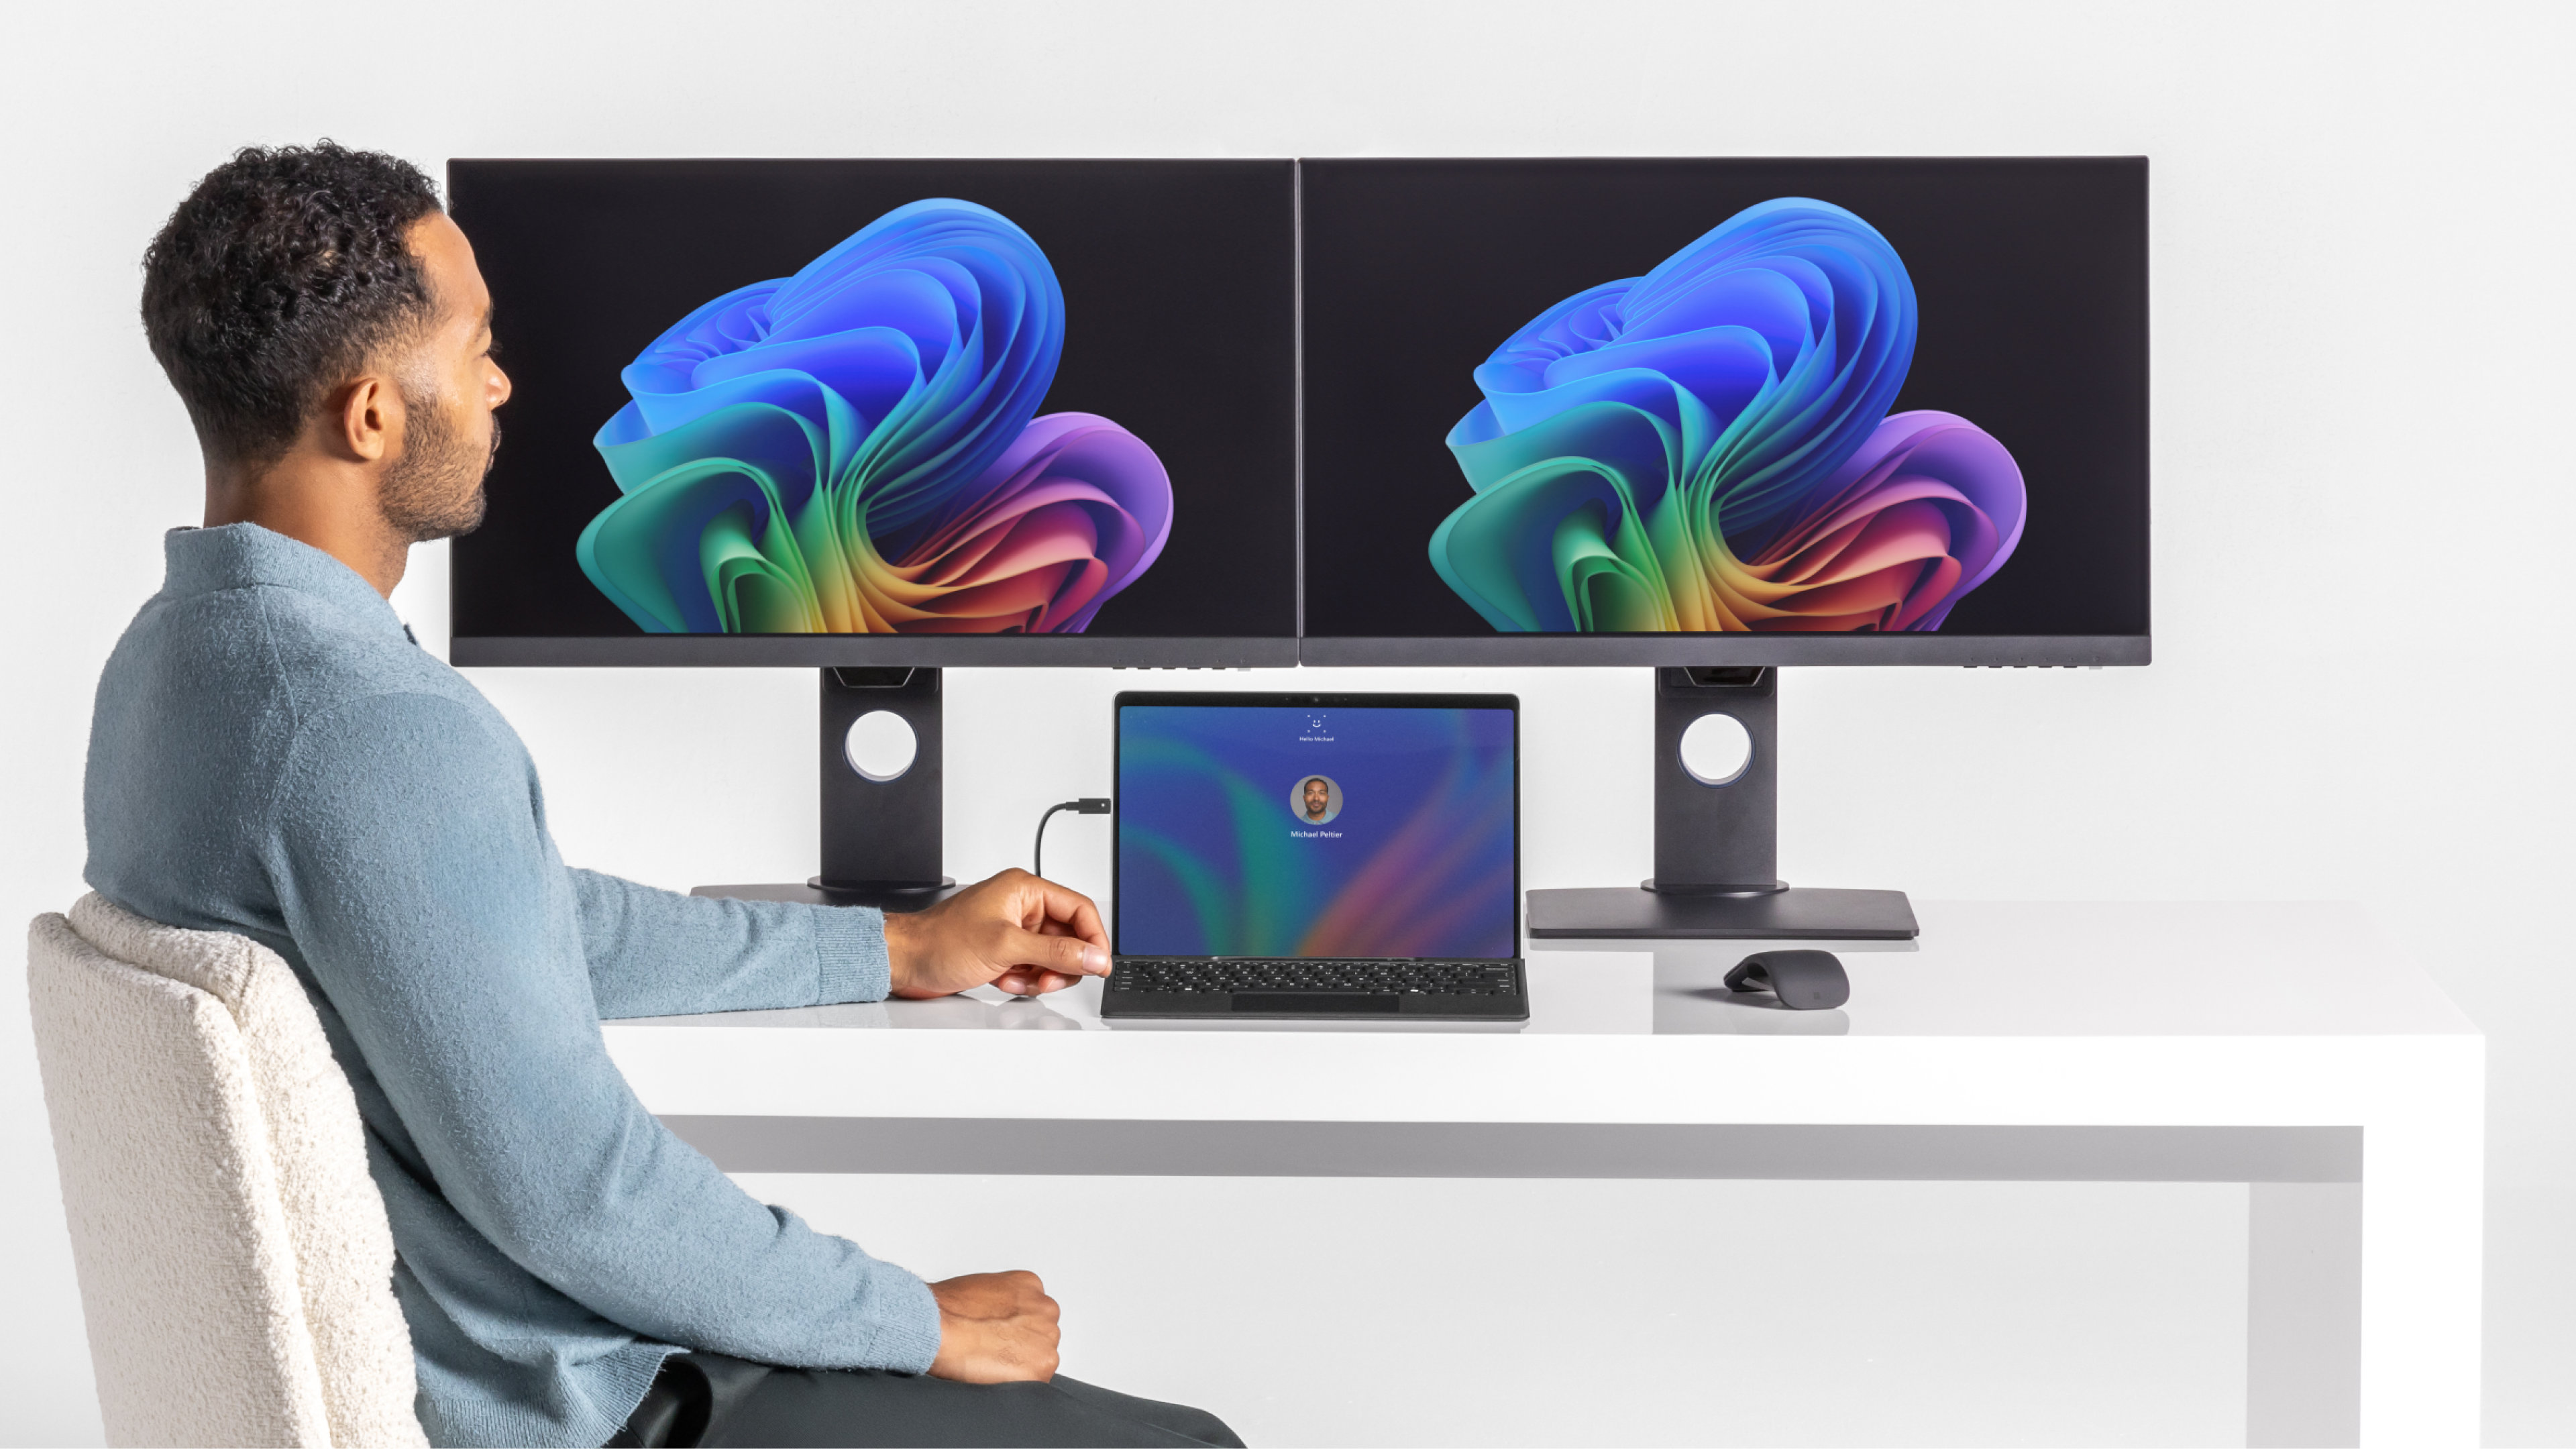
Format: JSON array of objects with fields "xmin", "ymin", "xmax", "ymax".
[
  {"xmin": 1658, "ymin": 986, "xmax": 1852, "ymax": 1036},
  {"xmin": 602, "ymin": 902, "xmax": 2477, "ymax": 1040},
  {"xmin": 616, "ymin": 987, "xmax": 1086, "ymax": 1032}
]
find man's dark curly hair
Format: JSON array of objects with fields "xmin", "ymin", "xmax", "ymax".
[{"xmin": 141, "ymin": 142, "xmax": 444, "ymax": 468}]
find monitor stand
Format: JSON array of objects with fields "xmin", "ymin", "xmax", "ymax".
[
  {"xmin": 692, "ymin": 667, "xmax": 960, "ymax": 914},
  {"xmin": 1523, "ymin": 667, "xmax": 1917, "ymax": 941}
]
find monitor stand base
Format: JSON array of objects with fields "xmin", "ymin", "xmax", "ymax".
[
  {"xmin": 691, "ymin": 880, "xmax": 961, "ymax": 912},
  {"xmin": 808, "ymin": 877, "xmax": 959, "ymax": 912},
  {"xmin": 1526, "ymin": 884, "xmax": 1917, "ymax": 940}
]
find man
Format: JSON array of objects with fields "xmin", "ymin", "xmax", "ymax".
[
  {"xmin": 1302, "ymin": 777, "xmax": 1332, "ymax": 824},
  {"xmin": 86, "ymin": 143, "xmax": 1239, "ymax": 1449}
]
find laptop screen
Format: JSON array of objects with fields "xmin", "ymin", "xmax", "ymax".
[{"xmin": 1114, "ymin": 696, "xmax": 1518, "ymax": 959}]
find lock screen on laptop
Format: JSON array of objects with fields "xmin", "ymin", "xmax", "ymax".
[{"xmin": 1115, "ymin": 701, "xmax": 1517, "ymax": 959}]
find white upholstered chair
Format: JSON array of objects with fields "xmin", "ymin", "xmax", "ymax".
[{"xmin": 27, "ymin": 894, "xmax": 428, "ymax": 1448}]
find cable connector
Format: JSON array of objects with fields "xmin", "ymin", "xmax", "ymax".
[{"xmin": 1033, "ymin": 798, "xmax": 1114, "ymax": 879}]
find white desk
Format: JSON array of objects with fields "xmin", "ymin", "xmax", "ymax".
[{"xmin": 604, "ymin": 900, "xmax": 2482, "ymax": 1447}]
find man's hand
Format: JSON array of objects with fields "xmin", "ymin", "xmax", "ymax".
[
  {"xmin": 927, "ymin": 1271, "xmax": 1061, "ymax": 1383},
  {"xmin": 881, "ymin": 869, "xmax": 1110, "ymax": 998}
]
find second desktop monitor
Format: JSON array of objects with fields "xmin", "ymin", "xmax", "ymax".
[{"xmin": 1299, "ymin": 157, "xmax": 2149, "ymax": 666}]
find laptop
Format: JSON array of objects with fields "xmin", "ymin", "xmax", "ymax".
[{"xmin": 1101, "ymin": 692, "xmax": 1528, "ymax": 1024}]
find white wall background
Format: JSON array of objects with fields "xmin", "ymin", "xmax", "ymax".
[{"xmin": 1, "ymin": 1, "xmax": 2568, "ymax": 1442}]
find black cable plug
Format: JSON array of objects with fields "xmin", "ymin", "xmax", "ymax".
[{"xmin": 1033, "ymin": 798, "xmax": 1113, "ymax": 879}]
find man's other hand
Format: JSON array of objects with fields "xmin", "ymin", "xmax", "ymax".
[
  {"xmin": 881, "ymin": 869, "xmax": 1110, "ymax": 998},
  {"xmin": 926, "ymin": 1270, "xmax": 1061, "ymax": 1383}
]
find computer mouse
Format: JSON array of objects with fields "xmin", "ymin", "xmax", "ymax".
[{"xmin": 1723, "ymin": 949, "xmax": 1849, "ymax": 1010}]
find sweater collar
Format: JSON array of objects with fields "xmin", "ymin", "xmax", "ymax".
[{"xmin": 162, "ymin": 523, "xmax": 411, "ymax": 643}]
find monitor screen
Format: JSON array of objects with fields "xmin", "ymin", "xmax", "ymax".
[
  {"xmin": 1298, "ymin": 158, "xmax": 2150, "ymax": 665},
  {"xmin": 1114, "ymin": 696, "xmax": 1519, "ymax": 959},
  {"xmin": 447, "ymin": 159, "xmax": 1299, "ymax": 665}
]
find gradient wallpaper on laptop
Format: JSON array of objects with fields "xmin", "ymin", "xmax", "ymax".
[{"xmin": 1116, "ymin": 705, "xmax": 1515, "ymax": 959}]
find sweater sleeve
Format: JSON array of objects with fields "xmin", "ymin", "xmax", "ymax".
[
  {"xmin": 566, "ymin": 869, "xmax": 892, "ymax": 1019},
  {"xmin": 265, "ymin": 691, "xmax": 941, "ymax": 1372}
]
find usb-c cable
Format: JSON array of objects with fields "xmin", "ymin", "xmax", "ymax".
[{"xmin": 1033, "ymin": 798, "xmax": 1112, "ymax": 879}]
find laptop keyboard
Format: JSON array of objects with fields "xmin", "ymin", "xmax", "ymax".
[{"xmin": 1113, "ymin": 958, "xmax": 1517, "ymax": 996}]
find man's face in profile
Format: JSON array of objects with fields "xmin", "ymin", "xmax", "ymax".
[
  {"xmin": 1303, "ymin": 779, "xmax": 1330, "ymax": 821},
  {"xmin": 379, "ymin": 211, "xmax": 511, "ymax": 544}
]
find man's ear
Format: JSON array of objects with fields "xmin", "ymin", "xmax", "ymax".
[{"xmin": 332, "ymin": 374, "xmax": 399, "ymax": 464}]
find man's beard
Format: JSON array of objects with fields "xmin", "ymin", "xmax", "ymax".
[{"xmin": 380, "ymin": 389, "xmax": 500, "ymax": 543}]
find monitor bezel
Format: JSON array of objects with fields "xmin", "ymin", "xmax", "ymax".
[
  {"xmin": 449, "ymin": 635, "xmax": 1299, "ymax": 667},
  {"xmin": 1294, "ymin": 635, "xmax": 2149, "ymax": 667},
  {"xmin": 1110, "ymin": 690, "xmax": 1523, "ymax": 960}
]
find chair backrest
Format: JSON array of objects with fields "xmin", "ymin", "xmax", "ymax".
[{"xmin": 28, "ymin": 895, "xmax": 427, "ymax": 1448}]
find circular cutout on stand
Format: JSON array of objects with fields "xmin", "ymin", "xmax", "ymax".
[
  {"xmin": 1678, "ymin": 712, "xmax": 1754, "ymax": 786},
  {"xmin": 844, "ymin": 710, "xmax": 918, "ymax": 782}
]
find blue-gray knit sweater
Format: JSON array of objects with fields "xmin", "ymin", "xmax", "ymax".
[{"xmin": 83, "ymin": 524, "xmax": 942, "ymax": 1448}]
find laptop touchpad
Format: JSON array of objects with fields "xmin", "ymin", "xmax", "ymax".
[{"xmin": 1232, "ymin": 993, "xmax": 1399, "ymax": 1014}]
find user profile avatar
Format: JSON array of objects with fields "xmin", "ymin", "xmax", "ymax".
[{"xmin": 1291, "ymin": 774, "xmax": 1344, "ymax": 826}]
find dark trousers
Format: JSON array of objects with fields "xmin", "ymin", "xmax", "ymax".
[{"xmin": 607, "ymin": 1352, "xmax": 1245, "ymax": 1448}]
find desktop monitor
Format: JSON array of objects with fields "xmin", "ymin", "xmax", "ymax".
[
  {"xmin": 1297, "ymin": 156, "xmax": 2149, "ymax": 667},
  {"xmin": 1295, "ymin": 158, "xmax": 2150, "ymax": 934},
  {"xmin": 443, "ymin": 159, "xmax": 1301, "ymax": 900},
  {"xmin": 447, "ymin": 158, "xmax": 1299, "ymax": 669}
]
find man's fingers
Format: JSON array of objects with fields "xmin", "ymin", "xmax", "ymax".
[
  {"xmin": 1005, "ymin": 924, "xmax": 1108, "ymax": 977},
  {"xmin": 1018, "ymin": 874, "xmax": 1110, "ymax": 951},
  {"xmin": 996, "ymin": 967, "xmax": 1080, "ymax": 996},
  {"xmin": 1065, "ymin": 898, "xmax": 1108, "ymax": 951}
]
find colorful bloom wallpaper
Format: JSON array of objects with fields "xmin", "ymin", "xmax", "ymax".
[
  {"xmin": 576, "ymin": 199, "xmax": 1173, "ymax": 635},
  {"xmin": 1428, "ymin": 198, "xmax": 2026, "ymax": 633}
]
